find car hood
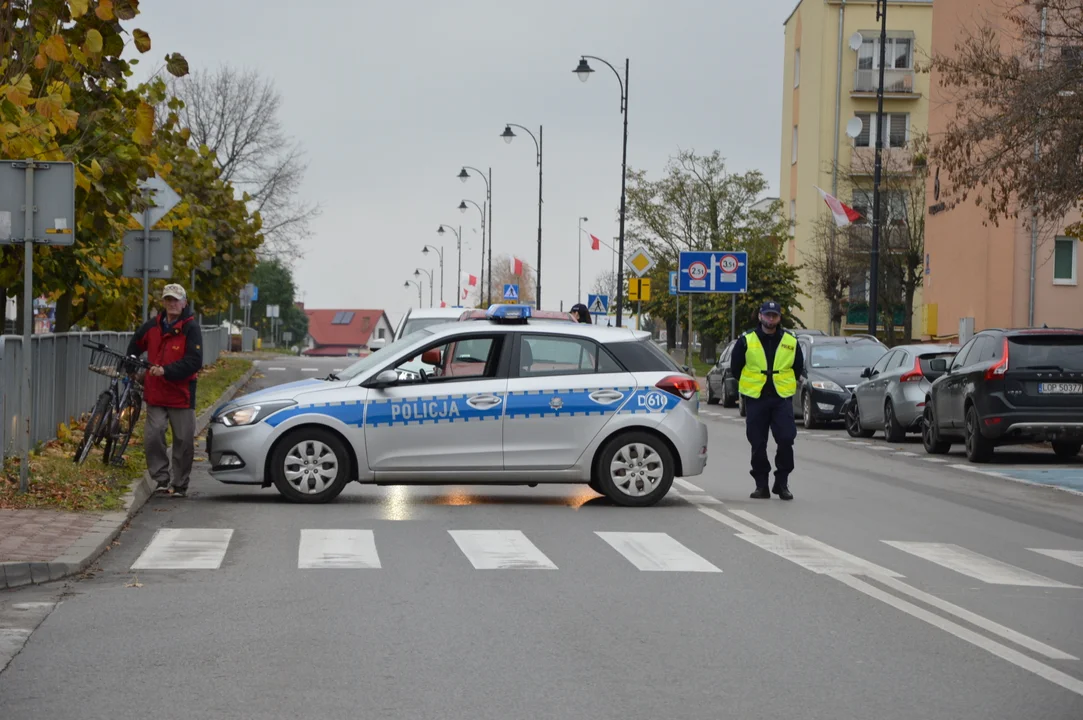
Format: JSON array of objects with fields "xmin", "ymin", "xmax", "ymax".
[
  {"xmin": 808, "ymin": 367, "xmax": 866, "ymax": 389},
  {"xmin": 211, "ymin": 378, "xmax": 337, "ymax": 419}
]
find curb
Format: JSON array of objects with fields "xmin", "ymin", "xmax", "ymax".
[{"xmin": 0, "ymin": 363, "xmax": 257, "ymax": 591}]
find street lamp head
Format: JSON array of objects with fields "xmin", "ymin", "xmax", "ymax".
[
  {"xmin": 422, "ymin": 246, "xmax": 431, "ymax": 255},
  {"xmin": 458, "ymin": 201, "xmax": 468, "ymax": 213},
  {"xmin": 580, "ymin": 216, "xmax": 589, "ymax": 222},
  {"xmin": 403, "ymin": 281, "xmax": 410, "ymax": 288},
  {"xmin": 573, "ymin": 58, "xmax": 594, "ymax": 83},
  {"xmin": 500, "ymin": 125, "xmax": 516, "ymax": 144},
  {"xmin": 437, "ymin": 226, "xmax": 445, "ymax": 235},
  {"xmin": 457, "ymin": 167, "xmax": 470, "ymax": 183},
  {"xmin": 414, "ymin": 269, "xmax": 421, "ymax": 278}
]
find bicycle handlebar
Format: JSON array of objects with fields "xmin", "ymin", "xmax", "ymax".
[{"xmin": 83, "ymin": 342, "xmax": 153, "ymax": 370}]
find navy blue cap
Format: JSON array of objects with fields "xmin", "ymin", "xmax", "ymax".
[{"xmin": 759, "ymin": 301, "xmax": 782, "ymax": 315}]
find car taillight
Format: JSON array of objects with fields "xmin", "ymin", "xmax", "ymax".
[
  {"xmin": 657, "ymin": 375, "xmax": 699, "ymax": 400},
  {"xmin": 984, "ymin": 338, "xmax": 1010, "ymax": 380},
  {"xmin": 900, "ymin": 357, "xmax": 925, "ymax": 382}
]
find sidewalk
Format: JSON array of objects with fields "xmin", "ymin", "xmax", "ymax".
[{"xmin": 0, "ymin": 364, "xmax": 256, "ymax": 590}]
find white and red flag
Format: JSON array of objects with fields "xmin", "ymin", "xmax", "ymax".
[
  {"xmin": 815, "ymin": 186, "xmax": 862, "ymax": 227},
  {"xmin": 510, "ymin": 256, "xmax": 524, "ymax": 275},
  {"xmin": 590, "ymin": 234, "xmax": 601, "ymax": 251}
]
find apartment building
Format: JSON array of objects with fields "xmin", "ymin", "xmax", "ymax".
[
  {"xmin": 779, "ymin": 0, "xmax": 934, "ymax": 335},
  {"xmin": 924, "ymin": 0, "xmax": 1082, "ymax": 337}
]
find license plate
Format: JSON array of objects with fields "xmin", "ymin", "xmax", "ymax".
[{"xmin": 1038, "ymin": 383, "xmax": 1083, "ymax": 394}]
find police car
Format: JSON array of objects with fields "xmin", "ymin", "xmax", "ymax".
[{"xmin": 207, "ymin": 305, "xmax": 708, "ymax": 507}]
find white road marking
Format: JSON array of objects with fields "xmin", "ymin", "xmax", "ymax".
[
  {"xmin": 834, "ymin": 574, "xmax": 1083, "ymax": 697},
  {"xmin": 301, "ymin": 368, "xmax": 320, "ymax": 372},
  {"xmin": 298, "ymin": 529, "xmax": 381, "ymax": 569},
  {"xmin": 882, "ymin": 542, "xmax": 1079, "ymax": 588},
  {"xmin": 873, "ymin": 575, "xmax": 1077, "ymax": 660},
  {"xmin": 895, "ymin": 451, "xmax": 919, "ymax": 457},
  {"xmin": 697, "ymin": 507, "xmax": 762, "ymax": 535},
  {"xmin": 738, "ymin": 534, "xmax": 901, "ymax": 577},
  {"xmin": 1029, "ymin": 548, "xmax": 1083, "ymax": 569},
  {"xmin": 683, "ymin": 494, "xmax": 724, "ymax": 505},
  {"xmin": 596, "ymin": 532, "xmax": 722, "ymax": 573},
  {"xmin": 333, "ymin": 368, "xmax": 344, "ymax": 372},
  {"xmin": 848, "ymin": 441, "xmax": 872, "ymax": 446},
  {"xmin": 867, "ymin": 446, "xmax": 892, "ymax": 451},
  {"xmin": 131, "ymin": 529, "xmax": 234, "ymax": 570},
  {"xmin": 950, "ymin": 463, "xmax": 1009, "ymax": 480},
  {"xmin": 923, "ymin": 457, "xmax": 947, "ymax": 463},
  {"xmin": 449, "ymin": 530, "xmax": 556, "ymax": 570},
  {"xmin": 674, "ymin": 478, "xmax": 704, "ymax": 492},
  {"xmin": 728, "ymin": 509, "xmax": 798, "ymax": 536},
  {"xmin": 266, "ymin": 367, "xmax": 286, "ymax": 371}
]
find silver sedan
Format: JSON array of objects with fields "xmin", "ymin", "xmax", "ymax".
[{"xmin": 206, "ymin": 306, "xmax": 708, "ymax": 507}]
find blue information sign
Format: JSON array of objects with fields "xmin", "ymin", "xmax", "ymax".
[{"xmin": 677, "ymin": 251, "xmax": 748, "ymax": 294}]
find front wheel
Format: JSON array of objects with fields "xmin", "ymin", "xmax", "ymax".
[
  {"xmin": 845, "ymin": 399, "xmax": 875, "ymax": 438},
  {"xmin": 74, "ymin": 393, "xmax": 112, "ymax": 465},
  {"xmin": 595, "ymin": 432, "xmax": 675, "ymax": 507},
  {"xmin": 802, "ymin": 392, "xmax": 820, "ymax": 430},
  {"xmin": 270, "ymin": 428, "xmax": 352, "ymax": 503}
]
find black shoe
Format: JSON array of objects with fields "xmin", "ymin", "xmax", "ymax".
[
  {"xmin": 169, "ymin": 488, "xmax": 187, "ymax": 498},
  {"xmin": 773, "ymin": 487, "xmax": 793, "ymax": 501},
  {"xmin": 750, "ymin": 488, "xmax": 770, "ymax": 499}
]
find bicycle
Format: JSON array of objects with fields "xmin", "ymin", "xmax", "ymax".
[{"xmin": 73, "ymin": 342, "xmax": 152, "ymax": 466}]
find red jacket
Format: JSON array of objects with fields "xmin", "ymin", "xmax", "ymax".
[{"xmin": 127, "ymin": 308, "xmax": 204, "ymax": 409}]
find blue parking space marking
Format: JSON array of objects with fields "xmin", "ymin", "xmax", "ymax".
[{"xmin": 995, "ymin": 468, "xmax": 1083, "ymax": 493}]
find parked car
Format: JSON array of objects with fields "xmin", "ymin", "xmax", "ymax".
[
  {"xmin": 706, "ymin": 338, "xmax": 740, "ymax": 407},
  {"xmin": 792, "ymin": 334, "xmax": 889, "ymax": 428},
  {"xmin": 921, "ymin": 327, "xmax": 1083, "ymax": 462},
  {"xmin": 844, "ymin": 343, "xmax": 959, "ymax": 441}
]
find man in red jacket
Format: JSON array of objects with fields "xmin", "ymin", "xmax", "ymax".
[{"xmin": 127, "ymin": 284, "xmax": 204, "ymax": 497}]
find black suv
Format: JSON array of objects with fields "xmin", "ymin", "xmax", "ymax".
[
  {"xmin": 793, "ymin": 334, "xmax": 889, "ymax": 428},
  {"xmin": 922, "ymin": 328, "xmax": 1083, "ymax": 462}
]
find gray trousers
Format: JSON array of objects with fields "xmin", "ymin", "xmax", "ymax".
[{"xmin": 145, "ymin": 405, "xmax": 196, "ymax": 490}]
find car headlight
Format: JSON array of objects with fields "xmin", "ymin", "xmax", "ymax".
[
  {"xmin": 219, "ymin": 400, "xmax": 296, "ymax": 427},
  {"xmin": 812, "ymin": 380, "xmax": 845, "ymax": 393}
]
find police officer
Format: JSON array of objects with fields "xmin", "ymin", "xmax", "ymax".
[{"xmin": 729, "ymin": 300, "xmax": 804, "ymax": 500}]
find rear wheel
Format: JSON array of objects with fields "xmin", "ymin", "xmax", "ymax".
[
  {"xmin": 270, "ymin": 428, "xmax": 352, "ymax": 503},
  {"xmin": 738, "ymin": 395, "xmax": 747, "ymax": 418},
  {"xmin": 721, "ymin": 382, "xmax": 737, "ymax": 408},
  {"xmin": 884, "ymin": 400, "xmax": 906, "ymax": 443},
  {"xmin": 74, "ymin": 393, "xmax": 112, "ymax": 465},
  {"xmin": 1052, "ymin": 440, "xmax": 1082, "ymax": 459},
  {"xmin": 595, "ymin": 431, "xmax": 674, "ymax": 507},
  {"xmin": 964, "ymin": 405, "xmax": 994, "ymax": 463},
  {"xmin": 706, "ymin": 383, "xmax": 720, "ymax": 405},
  {"xmin": 107, "ymin": 397, "xmax": 142, "ymax": 466}
]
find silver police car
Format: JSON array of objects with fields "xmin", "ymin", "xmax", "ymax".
[{"xmin": 207, "ymin": 305, "xmax": 708, "ymax": 506}]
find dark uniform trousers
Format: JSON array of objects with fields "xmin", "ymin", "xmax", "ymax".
[{"xmin": 744, "ymin": 394, "xmax": 797, "ymax": 490}]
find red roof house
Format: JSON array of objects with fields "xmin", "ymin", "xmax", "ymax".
[{"xmin": 303, "ymin": 309, "xmax": 393, "ymax": 357}]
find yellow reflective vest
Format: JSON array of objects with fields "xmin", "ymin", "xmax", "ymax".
[{"xmin": 739, "ymin": 330, "xmax": 798, "ymax": 399}]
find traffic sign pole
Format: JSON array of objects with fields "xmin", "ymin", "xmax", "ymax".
[
  {"xmin": 19, "ymin": 163, "xmax": 34, "ymax": 493},
  {"xmin": 142, "ymin": 195, "xmax": 150, "ymax": 322}
]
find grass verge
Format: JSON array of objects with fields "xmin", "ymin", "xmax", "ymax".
[{"xmin": 0, "ymin": 356, "xmax": 252, "ymax": 512}]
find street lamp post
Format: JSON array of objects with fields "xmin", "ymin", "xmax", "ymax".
[
  {"xmin": 578, "ymin": 216, "xmax": 589, "ymax": 300},
  {"xmin": 404, "ymin": 279, "xmax": 422, "ymax": 308},
  {"xmin": 459, "ymin": 166, "xmax": 492, "ymax": 305},
  {"xmin": 867, "ymin": 0, "xmax": 888, "ymax": 337},
  {"xmin": 422, "ymin": 243, "xmax": 445, "ymax": 305},
  {"xmin": 414, "ymin": 268, "xmax": 435, "ymax": 307},
  {"xmin": 574, "ymin": 55, "xmax": 630, "ymax": 327},
  {"xmin": 459, "ymin": 199, "xmax": 486, "ymax": 304},
  {"xmin": 436, "ymin": 226, "xmax": 462, "ymax": 304},
  {"xmin": 501, "ymin": 123, "xmax": 543, "ymax": 309}
]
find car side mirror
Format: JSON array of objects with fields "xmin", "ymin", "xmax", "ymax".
[
  {"xmin": 421, "ymin": 349, "xmax": 442, "ymax": 366},
  {"xmin": 861, "ymin": 367, "xmax": 872, "ymax": 379},
  {"xmin": 363, "ymin": 369, "xmax": 400, "ymax": 389},
  {"xmin": 681, "ymin": 365, "xmax": 692, "ymax": 375}
]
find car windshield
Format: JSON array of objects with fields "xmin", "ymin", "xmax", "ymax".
[
  {"xmin": 335, "ymin": 329, "xmax": 434, "ymax": 380},
  {"xmin": 1009, "ymin": 335, "xmax": 1083, "ymax": 371},
  {"xmin": 400, "ymin": 317, "xmax": 458, "ymax": 336},
  {"xmin": 810, "ymin": 343, "xmax": 886, "ymax": 369}
]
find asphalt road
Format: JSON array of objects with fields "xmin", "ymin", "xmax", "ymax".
[{"xmin": 2, "ymin": 354, "xmax": 1081, "ymax": 720}]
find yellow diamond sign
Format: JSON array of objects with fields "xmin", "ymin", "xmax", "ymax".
[{"xmin": 627, "ymin": 248, "xmax": 655, "ymax": 277}]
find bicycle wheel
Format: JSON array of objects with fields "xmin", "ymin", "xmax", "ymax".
[
  {"xmin": 74, "ymin": 392, "xmax": 113, "ymax": 465},
  {"xmin": 107, "ymin": 393, "xmax": 142, "ymax": 466}
]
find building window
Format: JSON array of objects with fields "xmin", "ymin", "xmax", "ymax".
[
  {"xmin": 1054, "ymin": 237, "xmax": 1078, "ymax": 284},
  {"xmin": 794, "ymin": 49, "xmax": 800, "ymax": 87},
  {"xmin": 378, "ymin": 328, "xmax": 386, "ymax": 339},
  {"xmin": 854, "ymin": 113, "xmax": 909, "ymax": 149},
  {"xmin": 858, "ymin": 36, "xmax": 913, "ymax": 70},
  {"xmin": 792, "ymin": 126, "xmax": 798, "ymax": 164},
  {"xmin": 851, "ymin": 190, "xmax": 910, "ymax": 226}
]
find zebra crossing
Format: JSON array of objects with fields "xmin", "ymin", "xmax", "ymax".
[{"xmin": 127, "ymin": 525, "xmax": 1082, "ymax": 585}]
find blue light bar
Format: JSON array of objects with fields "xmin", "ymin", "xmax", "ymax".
[{"xmin": 486, "ymin": 304, "xmax": 532, "ymax": 322}]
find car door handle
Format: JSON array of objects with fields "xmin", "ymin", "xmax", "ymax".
[
  {"xmin": 466, "ymin": 394, "xmax": 503, "ymax": 409},
  {"xmin": 589, "ymin": 390, "xmax": 625, "ymax": 404}
]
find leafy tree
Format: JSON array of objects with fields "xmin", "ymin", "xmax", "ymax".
[
  {"xmin": 247, "ymin": 258, "xmax": 307, "ymax": 341},
  {"xmin": 624, "ymin": 150, "xmax": 803, "ymax": 360}
]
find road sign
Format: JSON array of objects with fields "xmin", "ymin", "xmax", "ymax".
[
  {"xmin": 677, "ymin": 250, "xmax": 748, "ymax": 294},
  {"xmin": 240, "ymin": 283, "xmax": 258, "ymax": 307},
  {"xmin": 122, "ymin": 230, "xmax": 173, "ymax": 279},
  {"xmin": 133, "ymin": 173, "xmax": 182, "ymax": 229},
  {"xmin": 266, "ymin": 304, "xmax": 280, "ymax": 318},
  {"xmin": 503, "ymin": 284, "xmax": 519, "ymax": 301},
  {"xmin": 668, "ymin": 271, "xmax": 679, "ymax": 296},
  {"xmin": 628, "ymin": 278, "xmax": 652, "ymax": 302},
  {"xmin": 0, "ymin": 160, "xmax": 76, "ymax": 245},
  {"xmin": 587, "ymin": 294, "xmax": 609, "ymax": 316},
  {"xmin": 626, "ymin": 247, "xmax": 656, "ymax": 277},
  {"xmin": 283, "ymin": 331, "xmax": 293, "ymax": 343}
]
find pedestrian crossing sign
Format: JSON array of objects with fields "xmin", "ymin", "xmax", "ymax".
[
  {"xmin": 587, "ymin": 294, "xmax": 609, "ymax": 315},
  {"xmin": 503, "ymin": 284, "xmax": 519, "ymax": 302}
]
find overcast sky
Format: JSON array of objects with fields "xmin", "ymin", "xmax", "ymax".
[{"xmin": 134, "ymin": 0, "xmax": 795, "ymax": 328}]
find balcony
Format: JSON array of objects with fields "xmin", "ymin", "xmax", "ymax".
[
  {"xmin": 850, "ymin": 147, "xmax": 914, "ymax": 176},
  {"xmin": 852, "ymin": 68, "xmax": 918, "ymax": 97}
]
